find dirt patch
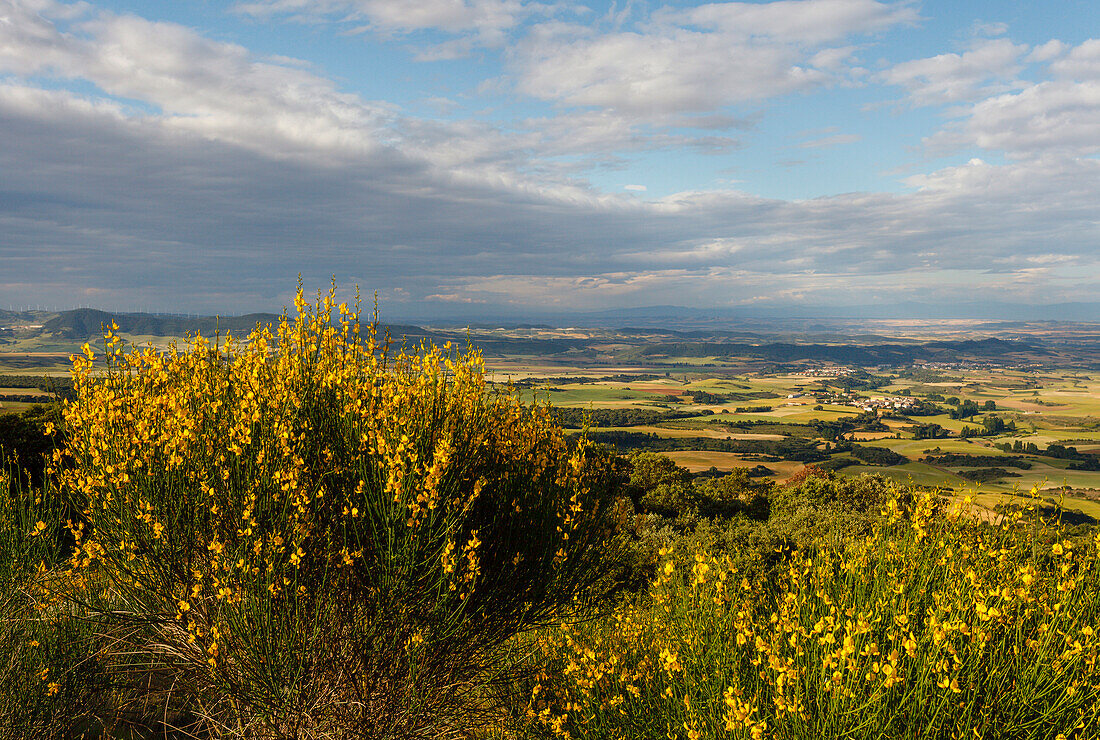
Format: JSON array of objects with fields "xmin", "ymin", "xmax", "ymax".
[
  {"xmin": 627, "ymin": 384, "xmax": 690, "ymax": 395},
  {"xmin": 634, "ymin": 426, "xmax": 785, "ymax": 441},
  {"xmin": 852, "ymin": 431, "xmax": 897, "ymax": 441}
]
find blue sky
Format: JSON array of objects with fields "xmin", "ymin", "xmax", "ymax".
[{"xmin": 1, "ymin": 0, "xmax": 1098, "ymax": 315}]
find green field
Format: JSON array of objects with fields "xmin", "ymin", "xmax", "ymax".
[
  {"xmin": 663, "ymin": 451, "xmax": 804, "ymax": 478},
  {"xmin": 500, "ymin": 360, "xmax": 1100, "ymax": 512}
]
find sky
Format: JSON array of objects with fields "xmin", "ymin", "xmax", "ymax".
[{"xmin": 0, "ymin": 0, "xmax": 1098, "ymax": 317}]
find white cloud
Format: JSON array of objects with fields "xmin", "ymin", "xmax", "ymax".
[
  {"xmin": 623, "ymin": 184, "xmax": 646, "ymax": 191},
  {"xmin": 879, "ymin": 37, "xmax": 1028, "ymax": 106},
  {"xmin": 0, "ymin": 0, "xmax": 751, "ymax": 213},
  {"xmin": 809, "ymin": 45, "xmax": 860, "ymax": 71},
  {"xmin": 510, "ymin": 0, "xmax": 917, "ymax": 118},
  {"xmin": 1049, "ymin": 38, "xmax": 1100, "ymax": 80},
  {"xmin": 233, "ymin": 0, "xmax": 536, "ymax": 53},
  {"xmin": 234, "ymin": 0, "xmax": 521, "ymax": 31},
  {"xmin": 0, "ymin": 0, "xmax": 611, "ymax": 191},
  {"xmin": 970, "ymin": 20, "xmax": 1008, "ymax": 38},
  {"xmin": 798, "ymin": 132, "xmax": 861, "ymax": 148},
  {"xmin": 0, "ymin": 1, "xmax": 403, "ymax": 163},
  {"xmin": 670, "ymin": 0, "xmax": 916, "ymax": 43},
  {"xmin": 928, "ymin": 79, "xmax": 1100, "ymax": 157},
  {"xmin": 1027, "ymin": 39, "xmax": 1067, "ymax": 63},
  {"xmin": 888, "ymin": 38, "xmax": 1100, "ymax": 163},
  {"xmin": 513, "ymin": 28, "xmax": 824, "ymax": 114},
  {"xmin": 514, "ymin": 109, "xmax": 744, "ymax": 166},
  {"xmin": 0, "ymin": 0, "xmax": 91, "ymax": 74}
]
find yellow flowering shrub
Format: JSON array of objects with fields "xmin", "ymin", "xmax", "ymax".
[
  {"xmin": 525, "ymin": 491, "xmax": 1100, "ymax": 739},
  {"xmin": 58, "ymin": 285, "xmax": 622, "ymax": 738}
]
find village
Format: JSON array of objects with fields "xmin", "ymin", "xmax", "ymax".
[{"xmin": 786, "ymin": 388, "xmax": 921, "ymax": 414}]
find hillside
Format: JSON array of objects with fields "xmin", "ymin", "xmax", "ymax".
[
  {"xmin": 39, "ymin": 309, "xmax": 436, "ymax": 345},
  {"xmin": 41, "ymin": 309, "xmax": 283, "ymax": 339},
  {"xmin": 617, "ymin": 337, "xmax": 1046, "ymax": 365}
]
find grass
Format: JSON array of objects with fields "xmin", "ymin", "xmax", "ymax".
[
  {"xmin": 965, "ymin": 491, "xmax": 1100, "ymax": 520},
  {"xmin": 589, "ymin": 426, "xmax": 785, "ymax": 441},
  {"xmin": 0, "ymin": 387, "xmax": 52, "ymax": 417},
  {"xmin": 836, "ymin": 462, "xmax": 968, "ymax": 488},
  {"xmin": 522, "ymin": 385, "xmax": 680, "ymax": 408},
  {"xmin": 663, "ymin": 451, "xmax": 803, "ymax": 478},
  {"xmin": 875, "ymin": 438, "xmax": 998, "ymax": 458},
  {"xmin": 0, "ymin": 401, "xmax": 40, "ymax": 415}
]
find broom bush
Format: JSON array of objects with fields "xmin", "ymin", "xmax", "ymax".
[
  {"xmin": 522, "ymin": 490, "xmax": 1100, "ymax": 739},
  {"xmin": 53, "ymin": 285, "xmax": 624, "ymax": 738}
]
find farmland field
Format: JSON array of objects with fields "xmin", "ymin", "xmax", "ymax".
[
  {"xmin": 456, "ymin": 322, "xmax": 1100, "ymax": 519},
  {"xmin": 5, "ymin": 309, "xmax": 1100, "ymax": 517},
  {"xmin": 529, "ymin": 365, "xmax": 1100, "ymax": 495}
]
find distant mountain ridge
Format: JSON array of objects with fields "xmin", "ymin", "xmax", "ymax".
[
  {"xmin": 41, "ymin": 309, "xmax": 432, "ymax": 342},
  {"xmin": 392, "ymin": 301, "xmax": 1100, "ymax": 326},
  {"xmin": 7, "ymin": 307, "xmax": 1096, "ymax": 366},
  {"xmin": 621, "ymin": 337, "xmax": 1046, "ymax": 365},
  {"xmin": 43, "ymin": 309, "xmax": 284, "ymax": 339},
  {"xmin": 570, "ymin": 302, "xmax": 1100, "ymax": 324},
  {"xmin": 16, "ymin": 301, "xmax": 1100, "ymax": 337}
]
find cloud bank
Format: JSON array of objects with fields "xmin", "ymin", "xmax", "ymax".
[{"xmin": 0, "ymin": 0, "xmax": 1097, "ymax": 314}]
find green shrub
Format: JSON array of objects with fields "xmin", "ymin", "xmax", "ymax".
[
  {"xmin": 0, "ymin": 467, "xmax": 107, "ymax": 738},
  {"xmin": 0, "ymin": 404, "xmax": 63, "ymax": 484}
]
